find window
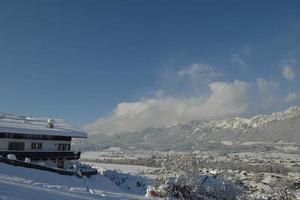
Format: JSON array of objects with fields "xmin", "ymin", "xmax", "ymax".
[
  {"xmin": 57, "ymin": 160, "xmax": 64, "ymax": 168},
  {"xmin": 63, "ymin": 144, "xmax": 70, "ymax": 151},
  {"xmin": 8, "ymin": 142, "xmax": 24, "ymax": 150},
  {"xmin": 37, "ymin": 143, "xmax": 42, "ymax": 149},
  {"xmin": 58, "ymin": 144, "xmax": 64, "ymax": 151},
  {"xmin": 31, "ymin": 143, "xmax": 36, "ymax": 149},
  {"xmin": 32, "ymin": 143, "xmax": 42, "ymax": 150},
  {"xmin": 58, "ymin": 144, "xmax": 70, "ymax": 151}
]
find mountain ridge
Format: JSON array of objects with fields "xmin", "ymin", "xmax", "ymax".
[{"xmin": 76, "ymin": 106, "xmax": 300, "ymax": 151}]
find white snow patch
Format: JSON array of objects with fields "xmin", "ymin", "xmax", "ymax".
[{"xmin": 0, "ymin": 162, "xmax": 147, "ymax": 200}]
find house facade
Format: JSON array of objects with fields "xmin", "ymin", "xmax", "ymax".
[{"xmin": 0, "ymin": 113, "xmax": 87, "ymax": 168}]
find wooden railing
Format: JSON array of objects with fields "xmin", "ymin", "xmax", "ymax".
[{"xmin": 0, "ymin": 151, "xmax": 81, "ymax": 160}]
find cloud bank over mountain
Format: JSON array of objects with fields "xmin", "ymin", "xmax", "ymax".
[
  {"xmin": 86, "ymin": 62, "xmax": 299, "ymax": 135},
  {"xmin": 86, "ymin": 80, "xmax": 250, "ymax": 134}
]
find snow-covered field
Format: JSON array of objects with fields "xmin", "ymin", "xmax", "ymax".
[
  {"xmin": 0, "ymin": 163, "xmax": 146, "ymax": 200},
  {"xmin": 87, "ymin": 162, "xmax": 158, "ymax": 175},
  {"xmin": 81, "ymin": 150, "xmax": 158, "ymax": 161}
]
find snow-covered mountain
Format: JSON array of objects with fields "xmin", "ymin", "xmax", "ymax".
[
  {"xmin": 165, "ymin": 106, "xmax": 300, "ymax": 131},
  {"xmin": 77, "ymin": 107, "xmax": 300, "ymax": 151}
]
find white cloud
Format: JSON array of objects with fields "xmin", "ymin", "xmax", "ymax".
[
  {"xmin": 256, "ymin": 78, "xmax": 280, "ymax": 108},
  {"xmin": 256, "ymin": 78, "xmax": 279, "ymax": 94},
  {"xmin": 284, "ymin": 92, "xmax": 300, "ymax": 103},
  {"xmin": 85, "ymin": 58, "xmax": 297, "ymax": 136},
  {"xmin": 231, "ymin": 53, "xmax": 246, "ymax": 66},
  {"xmin": 85, "ymin": 80, "xmax": 251, "ymax": 135},
  {"xmin": 282, "ymin": 65, "xmax": 296, "ymax": 81},
  {"xmin": 177, "ymin": 63, "xmax": 221, "ymax": 83},
  {"xmin": 230, "ymin": 46, "xmax": 252, "ymax": 66},
  {"xmin": 198, "ymin": 80, "xmax": 250, "ymax": 119}
]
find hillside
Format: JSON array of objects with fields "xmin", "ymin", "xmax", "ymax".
[
  {"xmin": 77, "ymin": 107, "xmax": 300, "ymax": 151},
  {"xmin": 0, "ymin": 162, "xmax": 145, "ymax": 200}
]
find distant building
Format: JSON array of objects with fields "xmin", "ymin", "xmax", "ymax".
[{"xmin": 0, "ymin": 113, "xmax": 87, "ymax": 168}]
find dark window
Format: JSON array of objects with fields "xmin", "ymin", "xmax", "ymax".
[
  {"xmin": 63, "ymin": 144, "xmax": 70, "ymax": 151},
  {"xmin": 58, "ymin": 144, "xmax": 64, "ymax": 151},
  {"xmin": 31, "ymin": 143, "xmax": 36, "ymax": 149},
  {"xmin": 37, "ymin": 143, "xmax": 43, "ymax": 149},
  {"xmin": 8, "ymin": 142, "xmax": 25, "ymax": 150},
  {"xmin": 57, "ymin": 160, "xmax": 64, "ymax": 168},
  {"xmin": 58, "ymin": 144, "xmax": 70, "ymax": 151}
]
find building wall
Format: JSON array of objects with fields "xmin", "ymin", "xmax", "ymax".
[{"xmin": 0, "ymin": 138, "xmax": 72, "ymax": 152}]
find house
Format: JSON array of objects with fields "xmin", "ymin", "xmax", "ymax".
[{"xmin": 0, "ymin": 113, "xmax": 87, "ymax": 168}]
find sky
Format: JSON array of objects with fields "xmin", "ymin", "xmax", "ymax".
[{"xmin": 0, "ymin": 0, "xmax": 299, "ymax": 134}]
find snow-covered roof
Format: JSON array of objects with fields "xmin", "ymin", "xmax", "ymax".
[{"xmin": 0, "ymin": 113, "xmax": 87, "ymax": 138}]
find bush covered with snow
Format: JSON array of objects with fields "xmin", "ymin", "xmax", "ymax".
[
  {"xmin": 100, "ymin": 169, "xmax": 150, "ymax": 195},
  {"xmin": 7, "ymin": 154, "xmax": 17, "ymax": 160},
  {"xmin": 151, "ymin": 153, "xmax": 245, "ymax": 199}
]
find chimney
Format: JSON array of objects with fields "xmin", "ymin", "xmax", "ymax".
[{"xmin": 47, "ymin": 118, "xmax": 55, "ymax": 128}]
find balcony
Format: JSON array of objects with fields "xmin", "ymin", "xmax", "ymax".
[{"xmin": 0, "ymin": 151, "xmax": 81, "ymax": 160}]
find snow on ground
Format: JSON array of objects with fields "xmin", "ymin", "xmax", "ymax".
[
  {"xmin": 87, "ymin": 162, "xmax": 159, "ymax": 175},
  {"xmin": 0, "ymin": 163, "xmax": 146, "ymax": 200},
  {"xmin": 101, "ymin": 169, "xmax": 150, "ymax": 195},
  {"xmin": 81, "ymin": 150, "xmax": 151, "ymax": 161}
]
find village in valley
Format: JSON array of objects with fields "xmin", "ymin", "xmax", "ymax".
[{"xmin": 81, "ymin": 147, "xmax": 300, "ymax": 199}]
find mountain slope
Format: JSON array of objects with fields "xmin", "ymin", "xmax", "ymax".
[
  {"xmin": 77, "ymin": 107, "xmax": 300, "ymax": 151},
  {"xmin": 0, "ymin": 163, "xmax": 144, "ymax": 200}
]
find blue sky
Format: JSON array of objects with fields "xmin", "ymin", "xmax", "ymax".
[{"xmin": 0, "ymin": 0, "xmax": 299, "ymax": 130}]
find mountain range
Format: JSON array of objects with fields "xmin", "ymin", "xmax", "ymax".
[{"xmin": 76, "ymin": 107, "xmax": 300, "ymax": 152}]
